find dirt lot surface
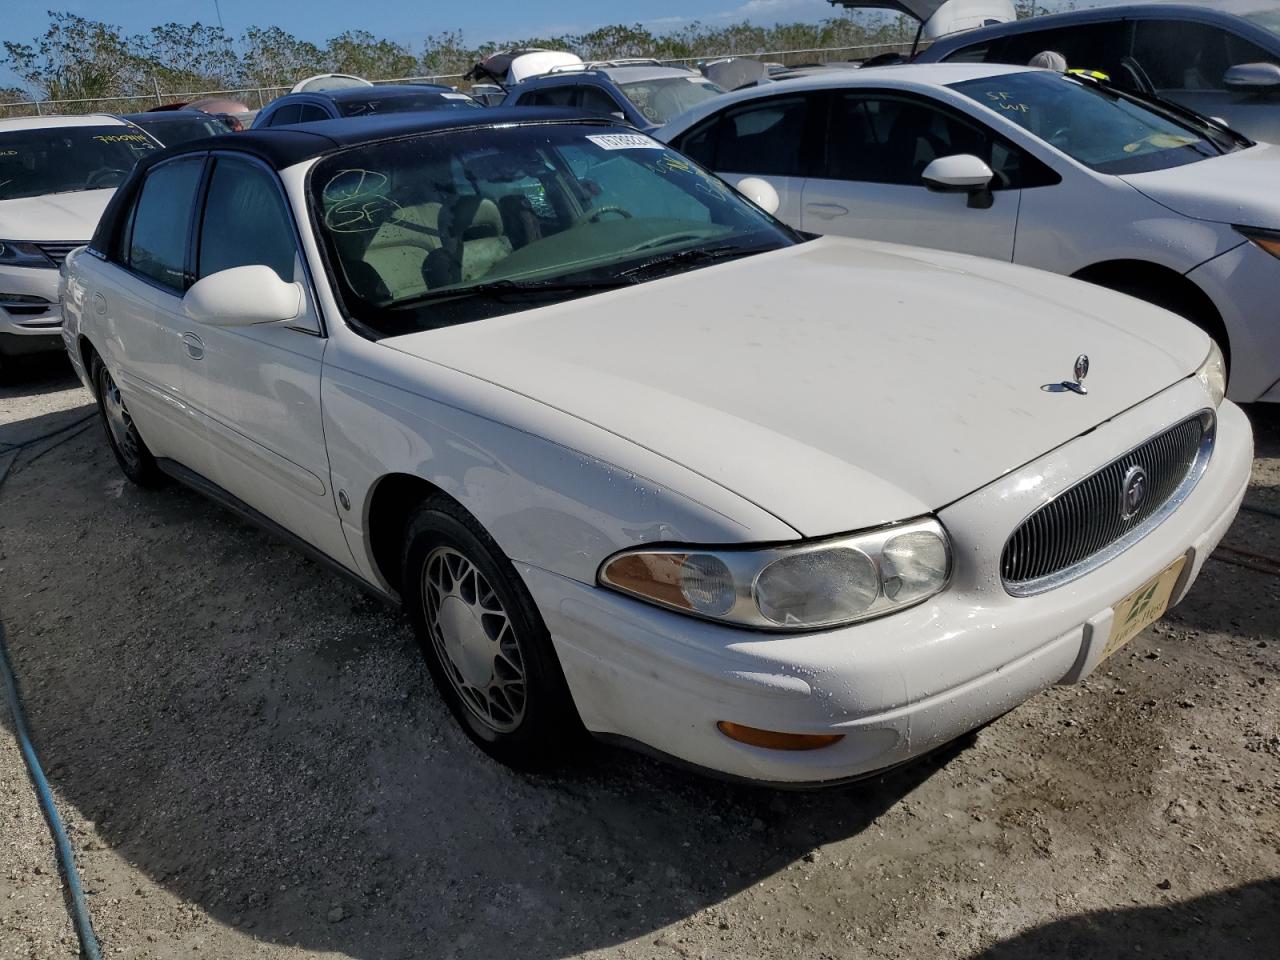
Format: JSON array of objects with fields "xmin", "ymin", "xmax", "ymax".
[{"xmin": 1, "ymin": 358, "xmax": 1278, "ymax": 960}]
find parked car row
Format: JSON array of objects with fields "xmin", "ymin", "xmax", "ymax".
[{"xmin": 0, "ymin": 11, "xmax": 1264, "ymax": 786}]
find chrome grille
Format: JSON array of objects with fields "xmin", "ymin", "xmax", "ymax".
[
  {"xmin": 1001, "ymin": 413, "xmax": 1212, "ymax": 594},
  {"xmin": 34, "ymin": 241, "xmax": 83, "ymax": 266}
]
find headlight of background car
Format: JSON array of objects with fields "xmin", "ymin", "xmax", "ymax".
[
  {"xmin": 0, "ymin": 241, "xmax": 54, "ymax": 268},
  {"xmin": 598, "ymin": 517, "xmax": 951, "ymax": 631},
  {"xmin": 1194, "ymin": 340, "xmax": 1227, "ymax": 408},
  {"xmin": 1234, "ymin": 225, "xmax": 1280, "ymax": 261}
]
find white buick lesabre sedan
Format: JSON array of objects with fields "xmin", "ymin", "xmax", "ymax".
[{"xmin": 62, "ymin": 110, "xmax": 1251, "ymax": 785}]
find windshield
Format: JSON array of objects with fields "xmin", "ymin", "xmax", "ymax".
[
  {"xmin": 1243, "ymin": 9, "xmax": 1280, "ymax": 39},
  {"xmin": 950, "ymin": 71, "xmax": 1243, "ymax": 174},
  {"xmin": 129, "ymin": 114, "xmax": 230, "ymax": 146},
  {"xmin": 0, "ymin": 126, "xmax": 157, "ymax": 201},
  {"xmin": 338, "ymin": 92, "xmax": 482, "ymax": 117},
  {"xmin": 618, "ymin": 76, "xmax": 725, "ymax": 126},
  {"xmin": 309, "ymin": 123, "xmax": 794, "ymax": 336}
]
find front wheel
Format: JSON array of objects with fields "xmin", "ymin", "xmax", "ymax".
[
  {"xmin": 93, "ymin": 356, "xmax": 164, "ymax": 487},
  {"xmin": 402, "ymin": 498, "xmax": 583, "ymax": 769}
]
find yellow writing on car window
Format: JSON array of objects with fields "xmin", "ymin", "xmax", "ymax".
[{"xmin": 93, "ymin": 134, "xmax": 149, "ymax": 144}]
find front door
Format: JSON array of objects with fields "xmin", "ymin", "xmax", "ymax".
[
  {"xmin": 173, "ymin": 154, "xmax": 351, "ymax": 565},
  {"xmin": 800, "ymin": 92, "xmax": 1020, "ymax": 261}
]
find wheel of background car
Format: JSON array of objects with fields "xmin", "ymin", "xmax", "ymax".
[
  {"xmin": 92, "ymin": 355, "xmax": 165, "ymax": 488},
  {"xmin": 86, "ymin": 167, "xmax": 130, "ymax": 189},
  {"xmin": 401, "ymin": 496, "xmax": 583, "ymax": 769},
  {"xmin": 573, "ymin": 204, "xmax": 633, "ymax": 227}
]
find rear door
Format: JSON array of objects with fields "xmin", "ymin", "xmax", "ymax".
[
  {"xmin": 94, "ymin": 154, "xmax": 206, "ymax": 461},
  {"xmin": 800, "ymin": 91, "xmax": 1021, "ymax": 260},
  {"xmin": 178, "ymin": 154, "xmax": 349, "ymax": 562},
  {"xmin": 674, "ymin": 92, "xmax": 820, "ymax": 226}
]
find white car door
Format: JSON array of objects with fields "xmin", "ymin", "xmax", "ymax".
[
  {"xmin": 680, "ymin": 92, "xmax": 818, "ymax": 226},
  {"xmin": 94, "ymin": 155, "xmax": 207, "ymax": 460},
  {"xmin": 800, "ymin": 92, "xmax": 1020, "ymax": 261},
  {"xmin": 175, "ymin": 154, "xmax": 350, "ymax": 565}
]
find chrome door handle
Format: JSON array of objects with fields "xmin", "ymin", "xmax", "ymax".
[
  {"xmin": 804, "ymin": 203, "xmax": 849, "ymax": 219},
  {"xmin": 181, "ymin": 332, "xmax": 205, "ymax": 360}
]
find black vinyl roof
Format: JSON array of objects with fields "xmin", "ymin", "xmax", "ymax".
[
  {"xmin": 140, "ymin": 106, "xmax": 621, "ymax": 171},
  {"xmin": 89, "ymin": 108, "xmax": 626, "ymax": 256}
]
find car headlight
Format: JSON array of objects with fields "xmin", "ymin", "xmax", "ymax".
[
  {"xmin": 598, "ymin": 517, "xmax": 951, "ymax": 631},
  {"xmin": 1194, "ymin": 340, "xmax": 1227, "ymax": 408},
  {"xmin": 1234, "ymin": 225, "xmax": 1280, "ymax": 260},
  {"xmin": 0, "ymin": 240, "xmax": 54, "ymax": 268}
]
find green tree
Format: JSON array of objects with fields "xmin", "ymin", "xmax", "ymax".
[
  {"xmin": 1, "ymin": 11, "xmax": 140, "ymax": 102},
  {"xmin": 326, "ymin": 30, "xmax": 418, "ymax": 79},
  {"xmin": 240, "ymin": 26, "xmax": 324, "ymax": 88},
  {"xmin": 133, "ymin": 21, "xmax": 240, "ymax": 93}
]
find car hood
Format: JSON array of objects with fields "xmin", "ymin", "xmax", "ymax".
[
  {"xmin": 1120, "ymin": 142, "xmax": 1280, "ymax": 226},
  {"xmin": 0, "ymin": 188, "xmax": 114, "ymax": 242},
  {"xmin": 386, "ymin": 238, "xmax": 1207, "ymax": 537}
]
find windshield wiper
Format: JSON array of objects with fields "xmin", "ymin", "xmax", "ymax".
[
  {"xmin": 394, "ymin": 276, "xmax": 636, "ymax": 308},
  {"xmin": 616, "ymin": 243, "xmax": 764, "ymax": 280}
]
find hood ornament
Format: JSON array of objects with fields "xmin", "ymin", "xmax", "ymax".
[{"xmin": 1043, "ymin": 354, "xmax": 1090, "ymax": 395}]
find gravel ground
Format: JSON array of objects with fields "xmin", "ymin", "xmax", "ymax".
[{"xmin": 1, "ymin": 358, "xmax": 1277, "ymax": 960}]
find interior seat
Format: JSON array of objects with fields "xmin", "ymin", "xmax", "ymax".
[{"xmin": 424, "ymin": 196, "xmax": 513, "ymax": 288}]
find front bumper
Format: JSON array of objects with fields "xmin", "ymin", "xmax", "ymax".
[
  {"xmin": 521, "ymin": 380, "xmax": 1253, "ymax": 785},
  {"xmin": 1187, "ymin": 240, "xmax": 1280, "ymax": 403},
  {"xmin": 0, "ymin": 263, "xmax": 63, "ymax": 356}
]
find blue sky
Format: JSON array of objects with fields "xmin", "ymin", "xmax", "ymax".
[{"xmin": 4, "ymin": 0, "xmax": 850, "ymax": 51}]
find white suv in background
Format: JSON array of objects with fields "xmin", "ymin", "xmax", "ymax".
[{"xmin": 0, "ymin": 115, "xmax": 156, "ymax": 376}]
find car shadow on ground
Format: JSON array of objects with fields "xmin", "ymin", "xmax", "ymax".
[
  {"xmin": 0, "ymin": 428, "xmax": 970, "ymax": 959},
  {"xmin": 0, "ymin": 354, "xmax": 79, "ymax": 401},
  {"xmin": 973, "ymin": 878, "xmax": 1280, "ymax": 959}
]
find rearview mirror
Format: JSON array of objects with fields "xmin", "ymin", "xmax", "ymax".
[
  {"xmin": 182, "ymin": 265, "xmax": 302, "ymax": 327},
  {"xmin": 921, "ymin": 154, "xmax": 995, "ymax": 210},
  {"xmin": 1224, "ymin": 62, "xmax": 1280, "ymax": 94},
  {"xmin": 734, "ymin": 176, "xmax": 781, "ymax": 216}
]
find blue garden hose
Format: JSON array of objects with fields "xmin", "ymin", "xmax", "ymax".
[{"xmin": 0, "ymin": 426, "xmax": 103, "ymax": 959}]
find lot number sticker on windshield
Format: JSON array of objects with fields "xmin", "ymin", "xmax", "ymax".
[{"xmin": 586, "ymin": 133, "xmax": 664, "ymax": 151}]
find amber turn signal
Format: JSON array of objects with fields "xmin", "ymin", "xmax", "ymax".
[{"xmin": 716, "ymin": 721, "xmax": 844, "ymax": 751}]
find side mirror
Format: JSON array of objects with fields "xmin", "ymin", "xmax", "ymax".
[
  {"xmin": 921, "ymin": 154, "xmax": 996, "ymax": 209},
  {"xmin": 182, "ymin": 265, "xmax": 302, "ymax": 327},
  {"xmin": 735, "ymin": 176, "xmax": 781, "ymax": 216},
  {"xmin": 1224, "ymin": 62, "xmax": 1280, "ymax": 94}
]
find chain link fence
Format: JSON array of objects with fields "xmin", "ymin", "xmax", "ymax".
[{"xmin": 0, "ymin": 40, "xmax": 917, "ymax": 118}]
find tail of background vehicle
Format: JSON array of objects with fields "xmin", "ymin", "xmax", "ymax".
[{"xmin": 829, "ymin": 0, "xmax": 1016, "ymax": 47}]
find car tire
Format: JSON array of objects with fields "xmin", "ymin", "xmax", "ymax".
[
  {"xmin": 401, "ymin": 497, "xmax": 584, "ymax": 769},
  {"xmin": 92, "ymin": 355, "xmax": 165, "ymax": 488}
]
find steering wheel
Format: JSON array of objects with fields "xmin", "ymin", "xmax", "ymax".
[
  {"xmin": 574, "ymin": 204, "xmax": 633, "ymax": 227},
  {"xmin": 86, "ymin": 167, "xmax": 128, "ymax": 190}
]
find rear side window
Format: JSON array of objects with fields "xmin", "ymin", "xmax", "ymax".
[
  {"xmin": 986, "ymin": 23, "xmax": 1131, "ymax": 79},
  {"xmin": 197, "ymin": 158, "xmax": 298, "ymax": 282},
  {"xmin": 522, "ymin": 86, "xmax": 577, "ymax": 107},
  {"xmin": 125, "ymin": 157, "xmax": 204, "ymax": 292},
  {"xmin": 701, "ymin": 95, "xmax": 812, "ymax": 176},
  {"xmin": 1132, "ymin": 20, "xmax": 1279, "ymax": 90}
]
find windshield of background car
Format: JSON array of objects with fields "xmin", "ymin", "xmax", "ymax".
[
  {"xmin": 0, "ymin": 127, "xmax": 157, "ymax": 201},
  {"xmin": 131, "ymin": 114, "xmax": 230, "ymax": 145},
  {"xmin": 338, "ymin": 92, "xmax": 483, "ymax": 117},
  {"xmin": 309, "ymin": 123, "xmax": 794, "ymax": 336},
  {"xmin": 950, "ymin": 71, "xmax": 1241, "ymax": 174},
  {"xmin": 618, "ymin": 76, "xmax": 726, "ymax": 125}
]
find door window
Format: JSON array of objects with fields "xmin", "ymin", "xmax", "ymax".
[
  {"xmin": 266, "ymin": 103, "xmax": 303, "ymax": 126},
  {"xmin": 990, "ymin": 23, "xmax": 1132, "ymax": 81},
  {"xmin": 197, "ymin": 158, "xmax": 299, "ymax": 283},
  {"xmin": 126, "ymin": 157, "xmax": 204, "ymax": 292},
  {"xmin": 578, "ymin": 85, "xmax": 623, "ymax": 116},
  {"xmin": 711, "ymin": 95, "xmax": 812, "ymax": 175},
  {"xmin": 296, "ymin": 104, "xmax": 331, "ymax": 123},
  {"xmin": 523, "ymin": 86, "xmax": 577, "ymax": 107},
  {"xmin": 824, "ymin": 94, "xmax": 1047, "ymax": 188},
  {"xmin": 1132, "ymin": 20, "xmax": 1279, "ymax": 91}
]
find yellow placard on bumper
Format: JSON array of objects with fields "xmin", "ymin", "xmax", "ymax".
[{"xmin": 1102, "ymin": 555, "xmax": 1189, "ymax": 663}]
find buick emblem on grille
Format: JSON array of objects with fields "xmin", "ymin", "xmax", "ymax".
[
  {"xmin": 1042, "ymin": 354, "xmax": 1090, "ymax": 395},
  {"xmin": 1120, "ymin": 465, "xmax": 1148, "ymax": 520}
]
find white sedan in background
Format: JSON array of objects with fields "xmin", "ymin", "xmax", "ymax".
[
  {"xmin": 659, "ymin": 64, "xmax": 1280, "ymax": 405},
  {"xmin": 0, "ymin": 115, "xmax": 156, "ymax": 376},
  {"xmin": 62, "ymin": 110, "xmax": 1250, "ymax": 785}
]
